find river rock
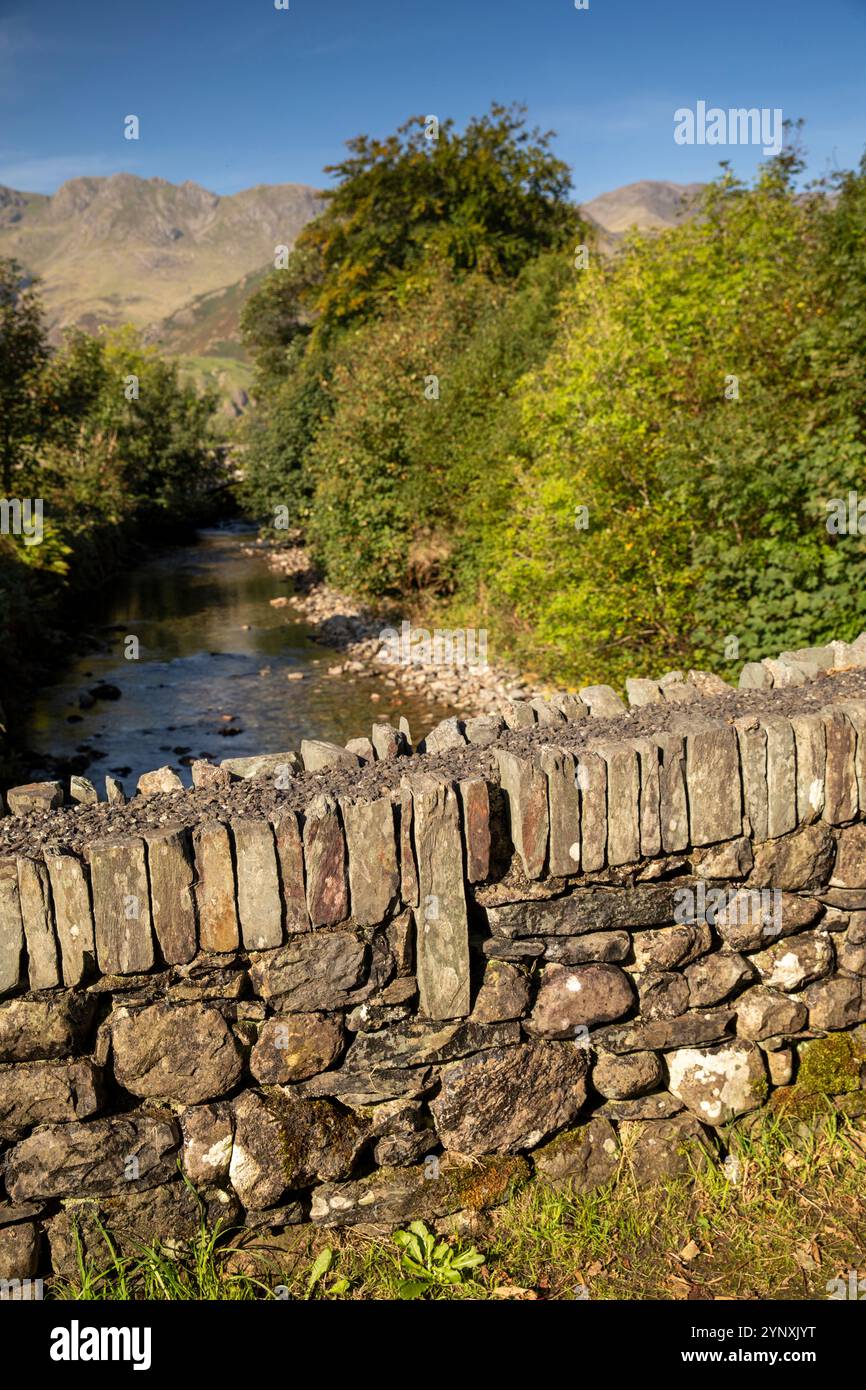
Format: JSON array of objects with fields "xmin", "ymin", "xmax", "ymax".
[
  {"xmin": 111, "ymin": 1002, "xmax": 243, "ymax": 1103},
  {"xmin": 528, "ymin": 963, "xmax": 635, "ymax": 1037},
  {"xmin": 666, "ymin": 1041, "xmax": 767, "ymax": 1124},
  {"xmin": 4, "ymin": 1113, "xmax": 180, "ymax": 1200},
  {"xmin": 430, "ymin": 1040, "xmax": 588, "ymax": 1155},
  {"xmin": 250, "ymin": 1013, "xmax": 345, "ymax": 1084}
]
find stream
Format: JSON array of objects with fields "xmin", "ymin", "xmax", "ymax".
[{"xmin": 24, "ymin": 525, "xmax": 456, "ymax": 793}]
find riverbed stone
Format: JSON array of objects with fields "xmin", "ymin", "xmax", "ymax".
[
  {"xmin": 233, "ymin": 818, "xmax": 283, "ymax": 950},
  {"xmin": 751, "ymin": 931, "xmax": 834, "ymax": 991},
  {"xmin": 4, "ymin": 1112, "xmax": 180, "ymax": 1200},
  {"xmin": 87, "ymin": 835, "xmax": 155, "ymax": 974},
  {"xmin": 342, "ymin": 795, "xmax": 399, "ymax": 926},
  {"xmin": 271, "ymin": 810, "xmax": 310, "ymax": 934},
  {"xmin": 111, "ymin": 1001, "xmax": 243, "ymax": 1103},
  {"xmin": 44, "ymin": 850, "xmax": 96, "ymax": 986},
  {"xmin": 0, "ymin": 1059, "xmax": 102, "ymax": 1140},
  {"xmin": 458, "ymin": 776, "xmax": 491, "ymax": 883},
  {"xmin": 496, "ymin": 750, "xmax": 548, "ymax": 879},
  {"xmin": 192, "ymin": 822, "xmax": 239, "ymax": 953},
  {"xmin": 430, "ymin": 1040, "xmax": 588, "ymax": 1155},
  {"xmin": 249, "ymin": 932, "xmax": 365, "ymax": 1011},
  {"xmin": 0, "ymin": 994, "xmax": 96, "ymax": 1062},
  {"xmin": 592, "ymin": 1049, "xmax": 663, "ymax": 1099},
  {"xmin": 685, "ymin": 726, "xmax": 742, "ymax": 845},
  {"xmin": 250, "ymin": 1013, "xmax": 345, "ymax": 1084},
  {"xmin": 411, "ymin": 775, "xmax": 470, "ymax": 1020},
  {"xmin": 0, "ymin": 859, "xmax": 24, "ymax": 995},
  {"xmin": 666, "ymin": 1042, "xmax": 767, "ymax": 1125},
  {"xmin": 470, "ymin": 960, "xmax": 530, "ymax": 1023},
  {"xmin": 303, "ymin": 794, "xmax": 348, "ymax": 927},
  {"xmin": 180, "ymin": 1101, "xmax": 234, "ymax": 1185},
  {"xmin": 735, "ymin": 986, "xmax": 808, "ymax": 1040},
  {"xmin": 532, "ymin": 1115, "xmax": 619, "ymax": 1190},
  {"xmin": 6, "ymin": 781, "xmax": 63, "ymax": 816},
  {"xmin": 17, "ymin": 857, "xmax": 59, "ymax": 990},
  {"xmin": 528, "ymin": 963, "xmax": 635, "ymax": 1037}
]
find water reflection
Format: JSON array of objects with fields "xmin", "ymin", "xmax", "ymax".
[{"xmin": 26, "ymin": 526, "xmax": 455, "ymax": 790}]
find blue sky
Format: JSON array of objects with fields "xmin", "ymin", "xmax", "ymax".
[{"xmin": 1, "ymin": 0, "xmax": 863, "ymax": 201}]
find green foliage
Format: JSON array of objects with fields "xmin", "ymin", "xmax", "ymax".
[{"xmin": 392, "ymin": 1221, "xmax": 486, "ymax": 1299}]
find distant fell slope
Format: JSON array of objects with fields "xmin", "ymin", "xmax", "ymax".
[
  {"xmin": 580, "ymin": 179, "xmax": 705, "ymax": 251},
  {"xmin": 0, "ymin": 173, "xmax": 323, "ymax": 340}
]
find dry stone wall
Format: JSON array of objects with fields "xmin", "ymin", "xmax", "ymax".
[{"xmin": 3, "ymin": 638, "xmax": 866, "ymax": 1282}]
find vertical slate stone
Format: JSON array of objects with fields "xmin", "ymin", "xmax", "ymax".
[
  {"xmin": 685, "ymin": 726, "xmax": 742, "ymax": 845},
  {"xmin": 735, "ymin": 720, "xmax": 769, "ymax": 841},
  {"xmin": 303, "ymin": 794, "xmax": 349, "ymax": 927},
  {"xmin": 342, "ymin": 795, "xmax": 399, "ymax": 926},
  {"xmin": 86, "ymin": 836, "xmax": 155, "ymax": 975},
  {"xmin": 540, "ymin": 748, "xmax": 580, "ymax": 877},
  {"xmin": 143, "ymin": 826, "xmax": 197, "ymax": 966},
  {"xmin": 823, "ymin": 708, "xmax": 858, "ymax": 825},
  {"xmin": 837, "ymin": 700, "xmax": 866, "ymax": 815},
  {"xmin": 762, "ymin": 717, "xmax": 797, "ymax": 840},
  {"xmin": 45, "ymin": 850, "xmax": 96, "ymax": 985},
  {"xmin": 411, "ymin": 774, "xmax": 470, "ymax": 1020},
  {"xmin": 656, "ymin": 734, "xmax": 689, "ymax": 852},
  {"xmin": 233, "ymin": 819, "xmax": 283, "ymax": 950},
  {"xmin": 398, "ymin": 781, "xmax": 419, "ymax": 908},
  {"xmin": 789, "ymin": 712, "xmax": 825, "ymax": 826},
  {"xmin": 496, "ymin": 750, "xmax": 548, "ymax": 880},
  {"xmin": 192, "ymin": 822, "xmax": 240, "ymax": 954},
  {"xmin": 0, "ymin": 858, "xmax": 24, "ymax": 995},
  {"xmin": 457, "ymin": 777, "xmax": 491, "ymax": 884},
  {"xmin": 17, "ymin": 857, "xmax": 60, "ymax": 990},
  {"xmin": 631, "ymin": 738, "xmax": 662, "ymax": 858},
  {"xmin": 599, "ymin": 743, "xmax": 640, "ymax": 866},
  {"xmin": 272, "ymin": 810, "xmax": 310, "ymax": 934},
  {"xmin": 576, "ymin": 751, "xmax": 607, "ymax": 872}
]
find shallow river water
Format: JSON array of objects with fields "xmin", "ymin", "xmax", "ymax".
[{"xmin": 25, "ymin": 526, "xmax": 455, "ymax": 792}]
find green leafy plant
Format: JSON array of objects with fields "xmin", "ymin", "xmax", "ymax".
[{"xmin": 393, "ymin": 1221, "xmax": 486, "ymax": 1299}]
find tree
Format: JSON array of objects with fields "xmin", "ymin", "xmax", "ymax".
[{"xmin": 0, "ymin": 259, "xmax": 49, "ymax": 493}]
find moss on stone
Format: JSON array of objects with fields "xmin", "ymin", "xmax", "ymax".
[
  {"xmin": 441, "ymin": 1154, "xmax": 530, "ymax": 1211},
  {"xmin": 796, "ymin": 1033, "xmax": 865, "ymax": 1096}
]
